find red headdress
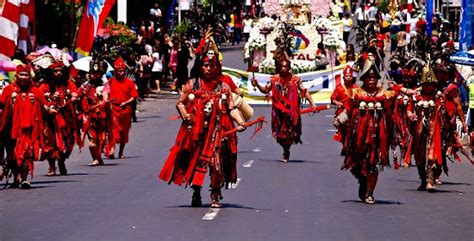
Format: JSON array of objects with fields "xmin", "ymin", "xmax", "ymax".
[
  {"xmin": 113, "ymin": 57, "xmax": 127, "ymax": 70},
  {"xmin": 446, "ymin": 40, "xmax": 455, "ymax": 49},
  {"xmin": 16, "ymin": 64, "xmax": 32, "ymax": 73},
  {"xmin": 343, "ymin": 65, "xmax": 353, "ymax": 77},
  {"xmin": 416, "ymin": 19, "xmax": 427, "ymax": 30},
  {"xmin": 202, "ymin": 49, "xmax": 219, "ymax": 63},
  {"xmin": 48, "ymin": 61, "xmax": 65, "ymax": 70}
]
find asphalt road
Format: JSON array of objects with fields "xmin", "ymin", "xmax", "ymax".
[{"xmin": 1, "ymin": 47, "xmax": 473, "ymax": 241}]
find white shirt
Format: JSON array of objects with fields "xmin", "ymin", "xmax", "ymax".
[
  {"xmin": 342, "ymin": 18, "xmax": 353, "ymax": 32},
  {"xmin": 355, "ymin": 7, "xmax": 364, "ymax": 21},
  {"xmin": 152, "ymin": 52, "xmax": 163, "ymax": 72},
  {"xmin": 365, "ymin": 6, "xmax": 377, "ymax": 21},
  {"xmin": 243, "ymin": 19, "xmax": 253, "ymax": 33},
  {"xmin": 150, "ymin": 8, "xmax": 162, "ymax": 17}
]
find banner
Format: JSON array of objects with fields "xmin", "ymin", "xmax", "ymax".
[
  {"xmin": 167, "ymin": 0, "xmax": 177, "ymax": 25},
  {"xmin": 75, "ymin": 0, "xmax": 116, "ymax": 56},
  {"xmin": 0, "ymin": 0, "xmax": 34, "ymax": 59},
  {"xmin": 222, "ymin": 65, "xmax": 346, "ymax": 104},
  {"xmin": 459, "ymin": 0, "xmax": 473, "ymax": 51},
  {"xmin": 179, "ymin": 0, "xmax": 190, "ymax": 10},
  {"xmin": 426, "ymin": 0, "xmax": 433, "ymax": 36}
]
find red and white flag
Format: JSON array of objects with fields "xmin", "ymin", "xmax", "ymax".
[
  {"xmin": 75, "ymin": 0, "xmax": 116, "ymax": 56},
  {"xmin": 0, "ymin": 0, "xmax": 35, "ymax": 59}
]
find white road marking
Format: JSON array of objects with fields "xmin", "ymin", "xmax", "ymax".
[
  {"xmin": 253, "ymin": 147, "xmax": 262, "ymax": 152},
  {"xmin": 327, "ymin": 129, "xmax": 338, "ymax": 132},
  {"xmin": 202, "ymin": 208, "xmax": 220, "ymax": 221},
  {"xmin": 325, "ymin": 115, "xmax": 333, "ymax": 118},
  {"xmin": 243, "ymin": 160, "xmax": 254, "ymax": 168},
  {"xmin": 230, "ymin": 178, "xmax": 242, "ymax": 189}
]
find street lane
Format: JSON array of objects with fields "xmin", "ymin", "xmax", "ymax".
[{"xmin": 1, "ymin": 47, "xmax": 473, "ymax": 241}]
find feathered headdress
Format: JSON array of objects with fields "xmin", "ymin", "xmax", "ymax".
[
  {"xmin": 191, "ymin": 27, "xmax": 222, "ymax": 80},
  {"xmin": 195, "ymin": 27, "xmax": 221, "ymax": 63}
]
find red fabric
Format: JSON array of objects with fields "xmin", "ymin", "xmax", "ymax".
[
  {"xmin": 48, "ymin": 62, "xmax": 65, "ymax": 69},
  {"xmin": 343, "ymin": 65, "xmax": 353, "ymax": 77},
  {"xmin": 203, "ymin": 53, "xmax": 219, "ymax": 63},
  {"xmin": 334, "ymin": 73, "xmax": 342, "ymax": 86},
  {"xmin": 107, "ymin": 77, "xmax": 137, "ymax": 143},
  {"xmin": 113, "ymin": 57, "xmax": 127, "ymax": 69},
  {"xmin": 159, "ymin": 81, "xmax": 238, "ymax": 188},
  {"xmin": 78, "ymin": 81, "xmax": 112, "ymax": 154},
  {"xmin": 0, "ymin": 0, "xmax": 34, "ymax": 57},
  {"xmin": 75, "ymin": 0, "xmax": 116, "ymax": 55},
  {"xmin": 219, "ymin": 74, "xmax": 238, "ymax": 93},
  {"xmin": 40, "ymin": 80, "xmax": 80, "ymax": 159},
  {"xmin": 16, "ymin": 64, "xmax": 32, "ymax": 73},
  {"xmin": 446, "ymin": 40, "xmax": 454, "ymax": 48},
  {"xmin": 106, "ymin": 77, "xmax": 138, "ymax": 103},
  {"xmin": 194, "ymin": 38, "xmax": 207, "ymax": 55},
  {"xmin": 2, "ymin": 83, "xmax": 45, "ymax": 177},
  {"xmin": 416, "ymin": 19, "xmax": 427, "ymax": 29},
  {"xmin": 342, "ymin": 89, "xmax": 393, "ymax": 173},
  {"xmin": 331, "ymin": 84, "xmax": 358, "ymax": 114},
  {"xmin": 270, "ymin": 75, "xmax": 300, "ymax": 126}
]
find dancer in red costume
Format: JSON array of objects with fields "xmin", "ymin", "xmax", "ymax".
[
  {"xmin": 391, "ymin": 67, "xmax": 418, "ymax": 168},
  {"xmin": 106, "ymin": 58, "xmax": 138, "ymax": 159},
  {"xmin": 159, "ymin": 37, "xmax": 247, "ymax": 208},
  {"xmin": 39, "ymin": 62, "xmax": 81, "ymax": 176},
  {"xmin": 0, "ymin": 65, "xmax": 53, "ymax": 189},
  {"xmin": 343, "ymin": 59, "xmax": 396, "ymax": 204},
  {"xmin": 251, "ymin": 58, "xmax": 316, "ymax": 162},
  {"xmin": 331, "ymin": 65, "xmax": 358, "ymax": 155},
  {"xmin": 407, "ymin": 67, "xmax": 444, "ymax": 192},
  {"xmin": 78, "ymin": 59, "xmax": 113, "ymax": 166}
]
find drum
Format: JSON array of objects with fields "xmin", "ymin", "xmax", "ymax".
[
  {"xmin": 334, "ymin": 111, "xmax": 349, "ymax": 126},
  {"xmin": 232, "ymin": 93, "xmax": 254, "ymax": 121}
]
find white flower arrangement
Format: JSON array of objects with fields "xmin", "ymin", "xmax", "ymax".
[
  {"xmin": 323, "ymin": 29, "xmax": 344, "ymax": 52},
  {"xmin": 257, "ymin": 58, "xmax": 317, "ymax": 74},
  {"xmin": 313, "ymin": 17, "xmax": 332, "ymax": 32},
  {"xmin": 258, "ymin": 58, "xmax": 276, "ymax": 74},
  {"xmin": 259, "ymin": 17, "xmax": 275, "ymax": 32},
  {"xmin": 291, "ymin": 60, "xmax": 316, "ymax": 74},
  {"xmin": 244, "ymin": 17, "xmax": 275, "ymax": 60},
  {"xmin": 249, "ymin": 35, "xmax": 266, "ymax": 51}
]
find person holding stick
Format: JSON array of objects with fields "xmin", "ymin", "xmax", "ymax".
[
  {"xmin": 251, "ymin": 57, "xmax": 316, "ymax": 162},
  {"xmin": 159, "ymin": 34, "xmax": 262, "ymax": 208}
]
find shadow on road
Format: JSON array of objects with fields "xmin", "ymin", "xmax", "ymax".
[
  {"xmin": 119, "ymin": 155, "xmax": 143, "ymax": 159},
  {"xmin": 439, "ymin": 181, "xmax": 471, "ymax": 186},
  {"xmin": 79, "ymin": 163, "xmax": 119, "ymax": 167},
  {"xmin": 61, "ymin": 172, "xmax": 89, "ymax": 176},
  {"xmin": 404, "ymin": 188, "xmax": 464, "ymax": 194},
  {"xmin": 258, "ymin": 159, "xmax": 323, "ymax": 164},
  {"xmin": 341, "ymin": 200, "xmax": 403, "ymax": 205},
  {"xmin": 32, "ymin": 180, "xmax": 80, "ymax": 185},
  {"xmin": 165, "ymin": 203, "xmax": 270, "ymax": 210},
  {"xmin": 396, "ymin": 179, "xmax": 419, "ymax": 183},
  {"xmin": 137, "ymin": 115, "xmax": 162, "ymax": 119}
]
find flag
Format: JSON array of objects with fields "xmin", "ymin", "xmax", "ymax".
[
  {"xmin": 0, "ymin": 0, "xmax": 35, "ymax": 59},
  {"xmin": 167, "ymin": 0, "xmax": 176, "ymax": 25},
  {"xmin": 75, "ymin": 0, "xmax": 116, "ymax": 56},
  {"xmin": 426, "ymin": 0, "xmax": 433, "ymax": 36},
  {"xmin": 459, "ymin": 0, "xmax": 473, "ymax": 51}
]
